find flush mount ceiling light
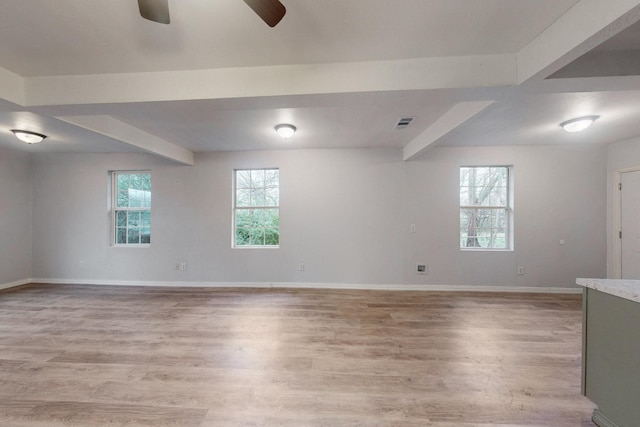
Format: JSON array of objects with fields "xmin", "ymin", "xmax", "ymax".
[
  {"xmin": 275, "ymin": 123, "xmax": 296, "ymax": 139},
  {"xmin": 559, "ymin": 115, "xmax": 599, "ymax": 133},
  {"xmin": 11, "ymin": 129, "xmax": 47, "ymax": 144}
]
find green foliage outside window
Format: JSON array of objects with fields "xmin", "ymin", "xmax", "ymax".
[
  {"xmin": 234, "ymin": 169, "xmax": 279, "ymax": 247},
  {"xmin": 114, "ymin": 172, "xmax": 151, "ymax": 245}
]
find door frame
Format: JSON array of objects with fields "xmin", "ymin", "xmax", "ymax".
[{"xmin": 613, "ymin": 166, "xmax": 640, "ymax": 279}]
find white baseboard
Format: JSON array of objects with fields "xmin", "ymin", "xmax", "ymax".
[
  {"xmin": 29, "ymin": 278, "xmax": 583, "ymax": 294},
  {"xmin": 0, "ymin": 279, "xmax": 32, "ymax": 291},
  {"xmin": 592, "ymin": 410, "xmax": 620, "ymax": 427}
]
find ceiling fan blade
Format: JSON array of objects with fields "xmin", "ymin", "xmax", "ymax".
[
  {"xmin": 242, "ymin": 0, "xmax": 286, "ymax": 27},
  {"xmin": 138, "ymin": 0, "xmax": 170, "ymax": 24}
]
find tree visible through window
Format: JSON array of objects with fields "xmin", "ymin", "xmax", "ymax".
[
  {"xmin": 112, "ymin": 171, "xmax": 151, "ymax": 245},
  {"xmin": 460, "ymin": 166, "xmax": 511, "ymax": 249},
  {"xmin": 234, "ymin": 169, "xmax": 279, "ymax": 247}
]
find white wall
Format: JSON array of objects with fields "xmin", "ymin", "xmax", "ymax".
[
  {"xmin": 30, "ymin": 144, "xmax": 607, "ymax": 289},
  {"xmin": 0, "ymin": 147, "xmax": 32, "ymax": 286},
  {"xmin": 406, "ymin": 145, "xmax": 606, "ymax": 287},
  {"xmin": 606, "ymin": 137, "xmax": 640, "ymax": 277}
]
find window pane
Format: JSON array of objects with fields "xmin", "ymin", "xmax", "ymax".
[
  {"xmin": 491, "ymin": 167, "xmax": 507, "ymax": 184},
  {"xmin": 129, "ymin": 189, "xmax": 142, "ymax": 207},
  {"xmin": 127, "ymin": 228, "xmax": 140, "ymax": 244},
  {"xmin": 250, "ymin": 209, "xmax": 264, "ymax": 227},
  {"xmin": 463, "ymin": 167, "xmax": 504, "ymax": 207},
  {"xmin": 250, "ymin": 188, "xmax": 265, "ymax": 206},
  {"xmin": 236, "ymin": 170, "xmax": 251, "ymax": 189},
  {"xmin": 265, "ymin": 228, "xmax": 279, "ymax": 245},
  {"xmin": 460, "ymin": 167, "xmax": 471, "ymax": 187},
  {"xmin": 233, "ymin": 169, "xmax": 279, "ymax": 247},
  {"xmin": 250, "ymin": 228, "xmax": 265, "ymax": 246},
  {"xmin": 475, "ymin": 167, "xmax": 490, "ymax": 186},
  {"xmin": 236, "ymin": 189, "xmax": 251, "ymax": 207},
  {"xmin": 116, "ymin": 228, "xmax": 127, "ymax": 244},
  {"xmin": 460, "ymin": 166, "xmax": 510, "ymax": 249},
  {"xmin": 264, "ymin": 208, "xmax": 279, "ymax": 227},
  {"xmin": 117, "ymin": 190, "xmax": 129, "ymax": 208},
  {"xmin": 140, "ymin": 190, "xmax": 151, "ymax": 208},
  {"xmin": 130, "ymin": 174, "xmax": 143, "ymax": 190},
  {"xmin": 141, "ymin": 211, "xmax": 151, "ymax": 227},
  {"xmin": 459, "ymin": 186, "xmax": 470, "ymax": 205},
  {"xmin": 460, "ymin": 208, "xmax": 473, "ymax": 228},
  {"xmin": 140, "ymin": 229, "xmax": 151, "ymax": 244},
  {"xmin": 478, "ymin": 185, "xmax": 493, "ymax": 206},
  {"xmin": 460, "ymin": 230, "xmax": 469, "ymax": 247},
  {"xmin": 489, "ymin": 185, "xmax": 507, "ymax": 207},
  {"xmin": 265, "ymin": 169, "xmax": 279, "ymax": 187},
  {"xmin": 461, "ymin": 207, "xmax": 481, "ymax": 248},
  {"xmin": 128, "ymin": 211, "xmax": 140, "ymax": 227},
  {"xmin": 251, "ymin": 169, "xmax": 266, "ymax": 188},
  {"xmin": 493, "ymin": 209, "xmax": 507, "ymax": 232},
  {"xmin": 460, "ymin": 209, "xmax": 508, "ymax": 249},
  {"xmin": 236, "ymin": 228, "xmax": 250, "ymax": 245},
  {"xmin": 142, "ymin": 174, "xmax": 151, "ymax": 191},
  {"xmin": 235, "ymin": 209, "xmax": 251, "ymax": 229},
  {"xmin": 113, "ymin": 172, "xmax": 151, "ymax": 246},
  {"xmin": 265, "ymin": 187, "xmax": 279, "ymax": 207},
  {"xmin": 116, "ymin": 210, "xmax": 127, "ymax": 226},
  {"xmin": 117, "ymin": 174, "xmax": 129, "ymax": 191}
]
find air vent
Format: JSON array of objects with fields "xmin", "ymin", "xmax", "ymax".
[{"xmin": 394, "ymin": 117, "xmax": 414, "ymax": 130}]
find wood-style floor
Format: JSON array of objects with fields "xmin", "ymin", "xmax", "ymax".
[{"xmin": 0, "ymin": 284, "xmax": 596, "ymax": 426}]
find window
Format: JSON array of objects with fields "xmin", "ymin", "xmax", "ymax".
[
  {"xmin": 112, "ymin": 171, "xmax": 151, "ymax": 245},
  {"xmin": 234, "ymin": 168, "xmax": 279, "ymax": 247},
  {"xmin": 460, "ymin": 166, "xmax": 511, "ymax": 250}
]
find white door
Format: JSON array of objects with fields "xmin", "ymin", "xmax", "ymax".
[{"xmin": 621, "ymin": 170, "xmax": 640, "ymax": 279}]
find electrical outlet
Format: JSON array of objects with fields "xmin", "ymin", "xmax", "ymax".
[
  {"xmin": 517, "ymin": 266, "xmax": 525, "ymax": 275},
  {"xmin": 80, "ymin": 260, "xmax": 86, "ymax": 269},
  {"xmin": 417, "ymin": 264, "xmax": 428, "ymax": 275},
  {"xmin": 180, "ymin": 262, "xmax": 188, "ymax": 271},
  {"xmin": 298, "ymin": 263, "xmax": 305, "ymax": 272}
]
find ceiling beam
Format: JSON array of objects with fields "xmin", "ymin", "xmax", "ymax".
[
  {"xmin": 56, "ymin": 115, "xmax": 194, "ymax": 165},
  {"xmin": 525, "ymin": 74, "xmax": 640, "ymax": 94},
  {"xmin": 0, "ymin": 66, "xmax": 25, "ymax": 106},
  {"xmin": 403, "ymin": 101, "xmax": 494, "ymax": 161},
  {"xmin": 547, "ymin": 49, "xmax": 640, "ymax": 79},
  {"xmin": 25, "ymin": 55, "xmax": 516, "ymax": 106},
  {"xmin": 517, "ymin": 0, "xmax": 640, "ymax": 84}
]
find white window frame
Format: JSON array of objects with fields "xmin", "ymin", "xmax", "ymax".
[
  {"xmin": 111, "ymin": 171, "xmax": 152, "ymax": 247},
  {"xmin": 233, "ymin": 168, "xmax": 280, "ymax": 248},
  {"xmin": 459, "ymin": 165, "xmax": 513, "ymax": 251}
]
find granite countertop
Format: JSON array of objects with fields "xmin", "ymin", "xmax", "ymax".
[{"xmin": 576, "ymin": 278, "xmax": 640, "ymax": 303}]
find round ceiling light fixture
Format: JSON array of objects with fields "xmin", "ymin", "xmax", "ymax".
[
  {"xmin": 11, "ymin": 129, "xmax": 47, "ymax": 144},
  {"xmin": 275, "ymin": 123, "xmax": 296, "ymax": 139},
  {"xmin": 559, "ymin": 115, "xmax": 599, "ymax": 133}
]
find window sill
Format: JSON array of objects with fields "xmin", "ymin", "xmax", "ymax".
[
  {"xmin": 233, "ymin": 245, "xmax": 280, "ymax": 249},
  {"xmin": 460, "ymin": 248, "xmax": 513, "ymax": 252}
]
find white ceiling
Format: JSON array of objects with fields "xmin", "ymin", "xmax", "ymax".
[
  {"xmin": 1, "ymin": 0, "xmax": 640, "ymax": 161},
  {"xmin": 0, "ymin": 0, "xmax": 579, "ymax": 76}
]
